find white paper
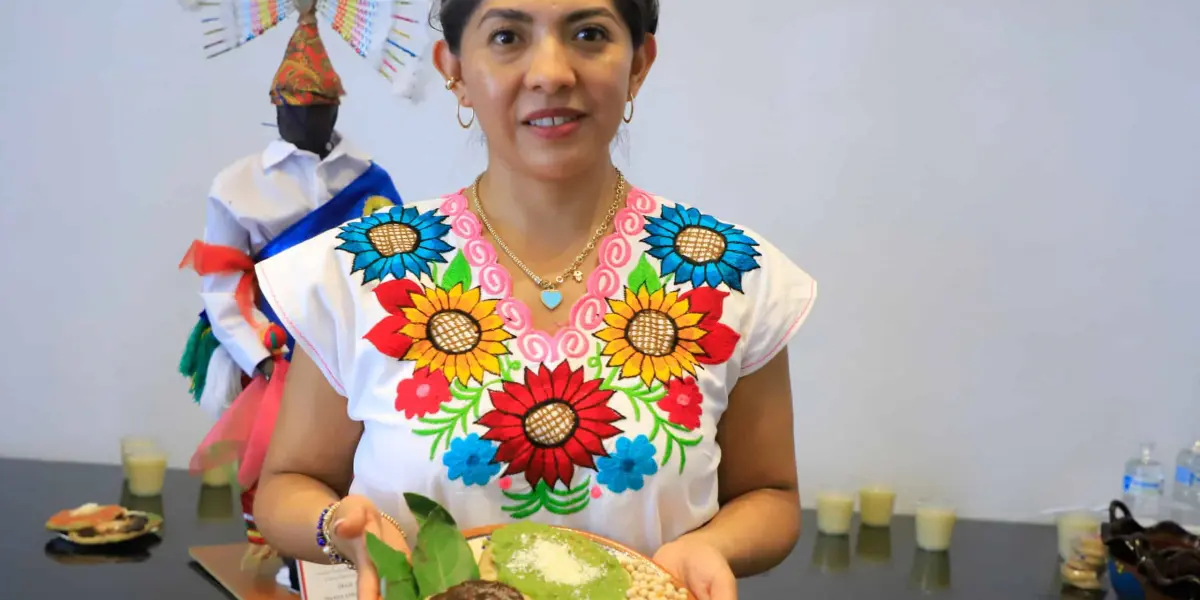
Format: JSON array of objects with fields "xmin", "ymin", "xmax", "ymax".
[{"xmin": 298, "ymin": 560, "xmax": 358, "ymax": 600}]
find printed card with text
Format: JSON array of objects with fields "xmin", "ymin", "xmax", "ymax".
[{"xmin": 298, "ymin": 560, "xmax": 357, "ymax": 600}]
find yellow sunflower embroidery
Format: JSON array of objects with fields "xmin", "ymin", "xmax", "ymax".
[
  {"xmin": 365, "ymin": 279, "xmax": 514, "ymax": 385},
  {"xmin": 594, "ymin": 285, "xmax": 741, "ymax": 386}
]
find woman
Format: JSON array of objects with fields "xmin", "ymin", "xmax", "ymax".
[{"xmin": 253, "ymin": 1, "xmax": 817, "ymax": 599}]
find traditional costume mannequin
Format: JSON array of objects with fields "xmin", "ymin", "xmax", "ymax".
[{"xmin": 177, "ymin": 4, "xmax": 405, "ymax": 575}]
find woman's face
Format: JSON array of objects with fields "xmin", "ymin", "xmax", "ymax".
[{"xmin": 435, "ymin": 0, "xmax": 657, "ymax": 181}]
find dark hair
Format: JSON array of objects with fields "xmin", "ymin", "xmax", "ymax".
[{"xmin": 434, "ymin": 0, "xmax": 659, "ymax": 55}]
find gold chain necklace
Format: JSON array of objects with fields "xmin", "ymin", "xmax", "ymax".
[{"xmin": 470, "ymin": 170, "xmax": 626, "ymax": 310}]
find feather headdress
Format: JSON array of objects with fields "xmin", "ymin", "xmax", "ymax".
[{"xmin": 183, "ymin": 0, "xmax": 433, "ymax": 103}]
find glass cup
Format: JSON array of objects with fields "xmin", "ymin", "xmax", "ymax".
[
  {"xmin": 859, "ymin": 486, "xmax": 897, "ymax": 527},
  {"xmin": 816, "ymin": 491, "xmax": 855, "ymax": 535},
  {"xmin": 915, "ymin": 499, "xmax": 957, "ymax": 552},
  {"xmin": 119, "ymin": 436, "xmax": 159, "ymax": 480},
  {"xmin": 125, "ymin": 447, "xmax": 168, "ymax": 497}
]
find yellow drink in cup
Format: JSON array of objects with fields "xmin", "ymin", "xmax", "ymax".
[
  {"xmin": 120, "ymin": 436, "xmax": 158, "ymax": 480},
  {"xmin": 816, "ymin": 491, "xmax": 855, "ymax": 535},
  {"xmin": 1056, "ymin": 511, "xmax": 1100, "ymax": 562},
  {"xmin": 915, "ymin": 500, "xmax": 957, "ymax": 551},
  {"xmin": 859, "ymin": 486, "xmax": 897, "ymax": 527},
  {"xmin": 201, "ymin": 465, "xmax": 231, "ymax": 487},
  {"xmin": 126, "ymin": 447, "xmax": 168, "ymax": 497}
]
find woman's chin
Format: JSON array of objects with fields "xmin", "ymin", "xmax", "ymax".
[{"xmin": 513, "ymin": 147, "xmax": 613, "ymax": 181}]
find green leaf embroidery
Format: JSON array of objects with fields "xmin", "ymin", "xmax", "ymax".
[
  {"xmin": 501, "ymin": 478, "xmax": 592, "ymax": 519},
  {"xmin": 411, "ymin": 358, "xmax": 519, "ymax": 460},
  {"xmin": 440, "ymin": 250, "xmax": 472, "ymax": 291},
  {"xmin": 590, "ymin": 343, "xmax": 701, "ymax": 474},
  {"xmin": 403, "ymin": 493, "xmax": 480, "ymax": 596},
  {"xmin": 365, "ymin": 532, "xmax": 419, "ymax": 600},
  {"xmin": 627, "ymin": 254, "xmax": 661, "ymax": 294}
]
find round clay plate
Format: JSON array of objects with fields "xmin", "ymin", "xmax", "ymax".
[{"xmin": 461, "ymin": 524, "xmax": 697, "ymax": 600}]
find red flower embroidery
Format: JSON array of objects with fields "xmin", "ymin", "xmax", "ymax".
[
  {"xmin": 477, "ymin": 363, "xmax": 625, "ymax": 489},
  {"xmin": 679, "ymin": 287, "xmax": 740, "ymax": 365},
  {"xmin": 657, "ymin": 377, "xmax": 703, "ymax": 430},
  {"xmin": 394, "ymin": 367, "xmax": 450, "ymax": 419}
]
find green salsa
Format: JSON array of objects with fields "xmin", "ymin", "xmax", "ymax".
[{"xmin": 488, "ymin": 522, "xmax": 631, "ymax": 600}]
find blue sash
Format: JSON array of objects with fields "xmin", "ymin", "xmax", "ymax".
[{"xmin": 198, "ymin": 162, "xmax": 402, "ymax": 359}]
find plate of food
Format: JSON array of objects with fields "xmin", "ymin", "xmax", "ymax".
[
  {"xmin": 45, "ymin": 503, "xmax": 163, "ymax": 546},
  {"xmin": 367, "ymin": 494, "xmax": 695, "ymax": 600}
]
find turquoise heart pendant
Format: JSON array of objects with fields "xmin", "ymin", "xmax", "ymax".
[{"xmin": 541, "ymin": 290, "xmax": 564, "ymax": 310}]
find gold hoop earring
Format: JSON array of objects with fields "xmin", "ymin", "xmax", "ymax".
[
  {"xmin": 444, "ymin": 77, "xmax": 459, "ymax": 90},
  {"xmin": 623, "ymin": 93, "xmax": 635, "ymax": 124},
  {"xmin": 457, "ymin": 101, "xmax": 475, "ymax": 129}
]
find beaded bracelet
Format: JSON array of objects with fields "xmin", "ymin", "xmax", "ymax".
[
  {"xmin": 317, "ymin": 501, "xmax": 352, "ymax": 568},
  {"xmin": 317, "ymin": 501, "xmax": 407, "ymax": 570}
]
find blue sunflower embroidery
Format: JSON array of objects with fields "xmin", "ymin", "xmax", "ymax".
[
  {"xmin": 443, "ymin": 433, "xmax": 502, "ymax": 487},
  {"xmin": 336, "ymin": 206, "xmax": 453, "ymax": 283},
  {"xmin": 596, "ymin": 435, "xmax": 658, "ymax": 494},
  {"xmin": 643, "ymin": 204, "xmax": 761, "ymax": 292}
]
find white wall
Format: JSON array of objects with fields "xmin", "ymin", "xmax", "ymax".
[{"xmin": 2, "ymin": 0, "xmax": 1199, "ymax": 523}]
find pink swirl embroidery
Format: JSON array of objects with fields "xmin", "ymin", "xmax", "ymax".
[
  {"xmin": 587, "ymin": 265, "xmax": 622, "ymax": 298},
  {"xmin": 440, "ymin": 192, "xmax": 468, "ymax": 217},
  {"xmin": 614, "ymin": 208, "xmax": 645, "ymax": 237},
  {"xmin": 497, "ymin": 298, "xmax": 531, "ymax": 334},
  {"xmin": 598, "ymin": 234, "xmax": 632, "ymax": 269},
  {"xmin": 555, "ymin": 327, "xmax": 590, "ymax": 360},
  {"xmin": 518, "ymin": 330, "xmax": 557, "ymax": 363},
  {"xmin": 452, "ymin": 212, "xmax": 482, "ymax": 239},
  {"xmin": 571, "ymin": 295, "xmax": 609, "ymax": 331},
  {"xmin": 463, "ymin": 238, "xmax": 497, "ymax": 267},
  {"xmin": 627, "ymin": 187, "xmax": 657, "ymax": 214},
  {"xmin": 478, "ymin": 264, "xmax": 512, "ymax": 297}
]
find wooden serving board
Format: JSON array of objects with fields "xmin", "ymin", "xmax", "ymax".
[{"xmin": 189, "ymin": 544, "xmax": 292, "ymax": 600}]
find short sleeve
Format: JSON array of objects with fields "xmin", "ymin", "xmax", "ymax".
[
  {"xmin": 738, "ymin": 234, "xmax": 818, "ymax": 375},
  {"xmin": 255, "ymin": 228, "xmax": 358, "ymax": 397}
]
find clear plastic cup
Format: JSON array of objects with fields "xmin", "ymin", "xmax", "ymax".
[
  {"xmin": 915, "ymin": 499, "xmax": 957, "ymax": 552},
  {"xmin": 119, "ymin": 436, "xmax": 159, "ymax": 480},
  {"xmin": 859, "ymin": 486, "xmax": 897, "ymax": 527},
  {"xmin": 125, "ymin": 447, "xmax": 168, "ymax": 497},
  {"xmin": 816, "ymin": 491, "xmax": 855, "ymax": 535},
  {"xmin": 1056, "ymin": 510, "xmax": 1101, "ymax": 562}
]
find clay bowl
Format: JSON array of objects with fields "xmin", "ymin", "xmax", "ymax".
[{"xmin": 460, "ymin": 524, "xmax": 697, "ymax": 600}]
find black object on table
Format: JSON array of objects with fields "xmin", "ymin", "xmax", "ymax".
[{"xmin": 1, "ymin": 458, "xmax": 1109, "ymax": 599}]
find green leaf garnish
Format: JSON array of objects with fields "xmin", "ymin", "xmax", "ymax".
[
  {"xmin": 365, "ymin": 532, "xmax": 419, "ymax": 600},
  {"xmin": 628, "ymin": 254, "xmax": 661, "ymax": 294},
  {"xmin": 441, "ymin": 250, "xmax": 472, "ymax": 291},
  {"xmin": 403, "ymin": 493, "xmax": 480, "ymax": 596}
]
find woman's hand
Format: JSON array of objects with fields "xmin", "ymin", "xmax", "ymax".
[
  {"xmin": 328, "ymin": 495, "xmax": 411, "ymax": 600},
  {"xmin": 653, "ymin": 537, "xmax": 737, "ymax": 600}
]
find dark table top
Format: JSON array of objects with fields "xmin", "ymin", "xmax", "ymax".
[{"xmin": 1, "ymin": 458, "xmax": 1112, "ymax": 599}]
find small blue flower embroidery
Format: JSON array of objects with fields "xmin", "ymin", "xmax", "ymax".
[
  {"xmin": 596, "ymin": 435, "xmax": 659, "ymax": 494},
  {"xmin": 443, "ymin": 433, "xmax": 502, "ymax": 487},
  {"xmin": 643, "ymin": 204, "xmax": 761, "ymax": 292},
  {"xmin": 336, "ymin": 206, "xmax": 453, "ymax": 283}
]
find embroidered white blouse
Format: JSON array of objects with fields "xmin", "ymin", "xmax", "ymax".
[
  {"xmin": 255, "ymin": 186, "xmax": 817, "ymax": 555},
  {"xmin": 201, "ymin": 134, "xmax": 372, "ymax": 375}
]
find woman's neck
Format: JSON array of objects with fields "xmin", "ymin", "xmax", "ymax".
[{"xmin": 477, "ymin": 161, "xmax": 619, "ymax": 255}]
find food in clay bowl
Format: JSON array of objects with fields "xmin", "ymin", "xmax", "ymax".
[{"xmin": 367, "ymin": 493, "xmax": 697, "ymax": 600}]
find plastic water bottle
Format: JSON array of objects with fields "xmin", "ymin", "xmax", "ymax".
[
  {"xmin": 1174, "ymin": 441, "xmax": 1200, "ymax": 507},
  {"xmin": 1123, "ymin": 442, "xmax": 1165, "ymax": 520}
]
